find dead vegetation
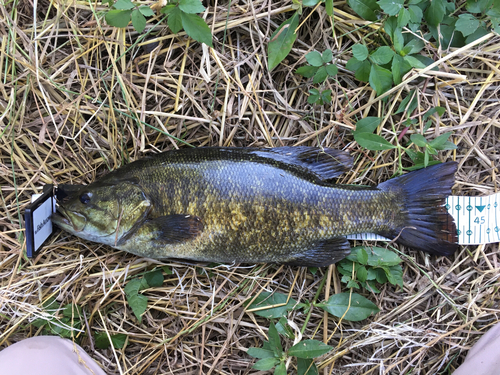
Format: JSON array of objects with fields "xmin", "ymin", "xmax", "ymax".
[{"xmin": 0, "ymin": 0, "xmax": 499, "ymax": 374}]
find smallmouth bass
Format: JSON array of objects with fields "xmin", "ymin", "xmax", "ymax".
[{"xmin": 52, "ymin": 147, "xmax": 458, "ymax": 266}]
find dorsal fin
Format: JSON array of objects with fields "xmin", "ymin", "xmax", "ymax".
[{"xmin": 247, "ymin": 147, "xmax": 353, "ymax": 181}]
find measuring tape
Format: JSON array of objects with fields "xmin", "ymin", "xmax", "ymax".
[{"xmin": 347, "ymin": 193, "xmax": 500, "ymax": 245}]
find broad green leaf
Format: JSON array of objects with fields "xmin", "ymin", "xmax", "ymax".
[
  {"xmin": 322, "ymin": 49, "xmax": 333, "ymax": 63},
  {"xmin": 113, "ymin": 0, "xmax": 135, "ymax": 10},
  {"xmin": 268, "ymin": 322, "xmax": 283, "ymax": 357},
  {"xmin": 276, "ymin": 317, "xmax": 295, "ymax": 339},
  {"xmin": 268, "ymin": 12, "xmax": 299, "ymax": 70},
  {"xmin": 357, "ymin": 248, "xmax": 369, "ymax": 265},
  {"xmin": 375, "ymin": 268, "xmax": 388, "ymax": 283},
  {"xmin": 397, "ymin": 7, "xmax": 410, "ymax": 28},
  {"xmin": 366, "ymin": 268, "xmax": 378, "ymax": 281},
  {"xmin": 313, "ymin": 66, "xmax": 328, "ymax": 84},
  {"xmin": 139, "ymin": 6, "xmax": 155, "ymax": 17},
  {"xmin": 306, "ymin": 51, "xmax": 323, "ymax": 67},
  {"xmin": 127, "ymin": 293, "xmax": 148, "ymax": 322},
  {"xmin": 357, "ymin": 265, "xmax": 368, "ymax": 282},
  {"xmin": 62, "ymin": 303, "xmax": 82, "ymax": 318},
  {"xmin": 347, "ymin": 280, "xmax": 360, "ymax": 289},
  {"xmin": 253, "ymin": 357, "xmax": 280, "ymax": 371},
  {"xmin": 246, "ymin": 291, "xmax": 297, "ymax": 318},
  {"xmin": 455, "ymin": 14, "xmax": 480, "ymax": 37},
  {"xmin": 402, "ymin": 39, "xmax": 425, "ymax": 55},
  {"xmin": 466, "ymin": 0, "xmax": 493, "ymax": 13},
  {"xmin": 346, "ymin": 0, "xmax": 379, "ymax": 21},
  {"xmin": 377, "ymin": 0, "xmax": 404, "ymax": 16},
  {"xmin": 307, "ymin": 95, "xmax": 319, "ymax": 104},
  {"xmin": 395, "ymin": 90, "xmax": 417, "ymax": 114},
  {"xmin": 392, "ymin": 27, "xmax": 404, "ymax": 53},
  {"xmin": 325, "ymin": 64, "xmax": 338, "ymax": 76},
  {"xmin": 297, "ymin": 358, "xmax": 319, "ymax": 375},
  {"xmin": 110, "ymin": 333, "xmax": 127, "ymax": 349},
  {"xmin": 303, "ymin": 0, "xmax": 321, "ymax": 5},
  {"xmin": 309, "ymin": 88, "xmax": 320, "ymax": 95},
  {"xmin": 429, "ymin": 132, "xmax": 456, "ymax": 150},
  {"xmin": 167, "ymin": 7, "xmax": 183, "ymax": 33},
  {"xmin": 124, "ymin": 278, "xmax": 147, "ymax": 296},
  {"xmin": 354, "ymin": 133, "xmax": 396, "ymax": 150},
  {"xmin": 145, "ymin": 269, "xmax": 164, "ymax": 287},
  {"xmin": 465, "ymin": 27, "xmax": 490, "ymax": 45},
  {"xmin": 317, "ymin": 293, "xmax": 380, "ymax": 321},
  {"xmin": 162, "ymin": 266, "xmax": 174, "ymax": 275},
  {"xmin": 369, "ymin": 64, "xmax": 393, "ymax": 95},
  {"xmin": 352, "ymin": 44, "xmax": 369, "ymax": 61},
  {"xmin": 410, "ymin": 133, "xmax": 427, "ymax": 147},
  {"xmin": 407, "ymin": 5, "xmax": 423, "ymax": 23},
  {"xmin": 325, "ymin": 0, "xmax": 334, "ymax": 16},
  {"xmin": 424, "ymin": 0, "xmax": 445, "ymax": 27},
  {"xmin": 346, "ymin": 58, "xmax": 371, "ymax": 81},
  {"xmin": 95, "ymin": 332, "xmax": 112, "ymax": 349},
  {"xmin": 365, "ymin": 280, "xmax": 381, "ymax": 293},
  {"xmin": 297, "ymin": 65, "xmax": 319, "ymax": 78},
  {"xmin": 105, "ymin": 9, "xmax": 132, "ymax": 28},
  {"xmin": 403, "ymin": 55, "xmax": 427, "ymax": 68},
  {"xmin": 161, "ymin": 4, "xmax": 176, "ymax": 14},
  {"xmin": 383, "ymin": 265, "xmax": 404, "ymax": 288},
  {"xmin": 384, "ymin": 16, "xmax": 397, "ymax": 39},
  {"xmin": 440, "ymin": 141, "xmax": 458, "ymax": 150},
  {"xmin": 320, "ymin": 89, "xmax": 332, "ymax": 104},
  {"xmin": 131, "ymin": 9, "xmax": 147, "ymax": 33},
  {"xmin": 354, "ymin": 117, "xmax": 381, "ymax": 134},
  {"xmin": 178, "ymin": 0, "xmax": 206, "ymax": 14},
  {"xmin": 424, "ymin": 149, "xmax": 430, "ymax": 166},
  {"xmin": 391, "ymin": 54, "xmax": 403, "ymax": 85},
  {"xmin": 180, "ymin": 12, "xmax": 213, "ymax": 46},
  {"xmin": 288, "ymin": 340, "xmax": 333, "ymax": 359},
  {"xmin": 247, "ymin": 347, "xmax": 276, "ymax": 359},
  {"xmin": 347, "ymin": 247, "xmax": 402, "ymax": 267},
  {"xmin": 370, "ymin": 46, "xmax": 394, "ymax": 65},
  {"xmin": 274, "ymin": 362, "xmax": 287, "ymax": 375}
]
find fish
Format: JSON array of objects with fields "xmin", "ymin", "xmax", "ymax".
[{"xmin": 52, "ymin": 147, "xmax": 458, "ymax": 266}]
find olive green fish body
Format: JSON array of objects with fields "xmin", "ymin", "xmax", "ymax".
[{"xmin": 54, "ymin": 147, "xmax": 458, "ymax": 266}]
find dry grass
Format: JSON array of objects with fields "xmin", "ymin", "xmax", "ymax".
[{"xmin": 1, "ymin": 0, "xmax": 499, "ymax": 374}]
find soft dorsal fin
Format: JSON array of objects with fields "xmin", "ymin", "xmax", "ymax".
[{"xmin": 248, "ymin": 147, "xmax": 353, "ymax": 181}]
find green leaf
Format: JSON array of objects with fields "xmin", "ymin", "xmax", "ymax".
[
  {"xmin": 131, "ymin": 9, "xmax": 147, "ymax": 33},
  {"xmin": 274, "ymin": 362, "xmax": 287, "ymax": 375},
  {"xmin": 466, "ymin": 0, "xmax": 493, "ymax": 13},
  {"xmin": 144, "ymin": 269, "xmax": 164, "ymax": 287},
  {"xmin": 246, "ymin": 291, "xmax": 297, "ymax": 318},
  {"xmin": 325, "ymin": 0, "xmax": 334, "ymax": 16},
  {"xmin": 247, "ymin": 347, "xmax": 276, "ymax": 359},
  {"xmin": 306, "ymin": 51, "xmax": 324, "ymax": 67},
  {"xmin": 357, "ymin": 248, "xmax": 368, "ymax": 264},
  {"xmin": 268, "ymin": 12, "xmax": 299, "ymax": 70},
  {"xmin": 346, "ymin": 0, "xmax": 380, "ymax": 21},
  {"xmin": 369, "ymin": 64, "xmax": 393, "ymax": 95},
  {"xmin": 253, "ymin": 357, "xmax": 280, "ymax": 371},
  {"xmin": 288, "ymin": 340, "xmax": 333, "ymax": 359},
  {"xmin": 178, "ymin": 0, "xmax": 206, "ymax": 13},
  {"xmin": 95, "ymin": 332, "xmax": 112, "ymax": 349},
  {"xmin": 297, "ymin": 358, "xmax": 319, "ymax": 375},
  {"xmin": 397, "ymin": 7, "xmax": 411, "ymax": 28},
  {"xmin": 384, "ymin": 265, "xmax": 404, "ymax": 288},
  {"xmin": 465, "ymin": 26, "xmax": 490, "ymax": 45},
  {"xmin": 395, "ymin": 90, "xmax": 417, "ymax": 114},
  {"xmin": 429, "ymin": 132, "xmax": 456, "ymax": 150},
  {"xmin": 124, "ymin": 278, "xmax": 143, "ymax": 296},
  {"xmin": 403, "ymin": 55, "xmax": 427, "ymax": 68},
  {"xmin": 352, "ymin": 44, "xmax": 369, "ymax": 61},
  {"xmin": 162, "ymin": 266, "xmax": 174, "ymax": 275},
  {"xmin": 366, "ymin": 247, "xmax": 402, "ymax": 266},
  {"xmin": 392, "ymin": 27, "xmax": 404, "ymax": 53},
  {"xmin": 322, "ymin": 49, "xmax": 333, "ymax": 63},
  {"xmin": 317, "ymin": 293, "xmax": 380, "ymax": 321},
  {"xmin": 391, "ymin": 54, "xmax": 403, "ymax": 85},
  {"xmin": 313, "ymin": 66, "xmax": 328, "ymax": 84},
  {"xmin": 455, "ymin": 14, "xmax": 480, "ymax": 37},
  {"xmin": 320, "ymin": 89, "xmax": 332, "ymax": 104},
  {"xmin": 127, "ymin": 293, "xmax": 148, "ymax": 322},
  {"xmin": 139, "ymin": 6, "xmax": 155, "ymax": 17},
  {"xmin": 354, "ymin": 133, "xmax": 396, "ymax": 150},
  {"xmin": 365, "ymin": 280, "xmax": 381, "ymax": 293},
  {"xmin": 410, "ymin": 133, "xmax": 428, "ymax": 147},
  {"xmin": 276, "ymin": 317, "xmax": 295, "ymax": 339},
  {"xmin": 402, "ymin": 39, "xmax": 425, "ymax": 55},
  {"xmin": 110, "ymin": 333, "xmax": 127, "ymax": 349},
  {"xmin": 346, "ymin": 58, "xmax": 371, "ymax": 81},
  {"xmin": 180, "ymin": 12, "xmax": 213, "ymax": 46},
  {"xmin": 113, "ymin": 0, "xmax": 135, "ymax": 10},
  {"xmin": 161, "ymin": 4, "xmax": 176, "ymax": 14},
  {"xmin": 407, "ymin": 5, "xmax": 423, "ymax": 23},
  {"xmin": 303, "ymin": 0, "xmax": 321, "ymax": 5},
  {"xmin": 357, "ymin": 265, "xmax": 368, "ymax": 282},
  {"xmin": 105, "ymin": 9, "xmax": 132, "ymax": 28},
  {"xmin": 377, "ymin": 0, "xmax": 404, "ymax": 16},
  {"xmin": 370, "ymin": 46, "xmax": 394, "ymax": 65},
  {"xmin": 268, "ymin": 322, "xmax": 283, "ymax": 356},
  {"xmin": 354, "ymin": 117, "xmax": 381, "ymax": 133},
  {"xmin": 308, "ymin": 94, "xmax": 319, "ymax": 104},
  {"xmin": 325, "ymin": 64, "xmax": 338, "ymax": 76},
  {"xmin": 167, "ymin": 7, "xmax": 183, "ymax": 33},
  {"xmin": 424, "ymin": 0, "xmax": 445, "ymax": 27},
  {"xmin": 297, "ymin": 65, "xmax": 319, "ymax": 78},
  {"xmin": 384, "ymin": 17, "xmax": 397, "ymax": 39},
  {"xmin": 347, "ymin": 279, "xmax": 360, "ymax": 289}
]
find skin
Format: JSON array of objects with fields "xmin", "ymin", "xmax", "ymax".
[{"xmin": 52, "ymin": 147, "xmax": 456, "ymax": 266}]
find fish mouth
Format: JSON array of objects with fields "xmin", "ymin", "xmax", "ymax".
[{"xmin": 52, "ymin": 207, "xmax": 86, "ymax": 232}]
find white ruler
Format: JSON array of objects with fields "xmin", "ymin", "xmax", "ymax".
[{"xmin": 347, "ymin": 193, "xmax": 500, "ymax": 245}]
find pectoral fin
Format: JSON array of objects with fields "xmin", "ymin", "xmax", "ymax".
[
  {"xmin": 118, "ymin": 214, "xmax": 203, "ymax": 245},
  {"xmin": 284, "ymin": 237, "xmax": 351, "ymax": 267}
]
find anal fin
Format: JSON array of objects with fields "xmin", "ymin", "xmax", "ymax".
[{"xmin": 284, "ymin": 237, "xmax": 351, "ymax": 267}]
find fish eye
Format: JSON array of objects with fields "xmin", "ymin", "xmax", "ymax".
[{"xmin": 79, "ymin": 192, "xmax": 92, "ymax": 204}]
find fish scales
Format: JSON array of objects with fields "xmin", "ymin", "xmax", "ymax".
[{"xmin": 53, "ymin": 147, "xmax": 458, "ymax": 266}]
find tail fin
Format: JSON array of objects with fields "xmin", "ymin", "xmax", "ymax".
[{"xmin": 378, "ymin": 162, "xmax": 458, "ymax": 256}]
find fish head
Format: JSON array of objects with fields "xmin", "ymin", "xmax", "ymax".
[{"xmin": 53, "ymin": 181, "xmax": 151, "ymax": 247}]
